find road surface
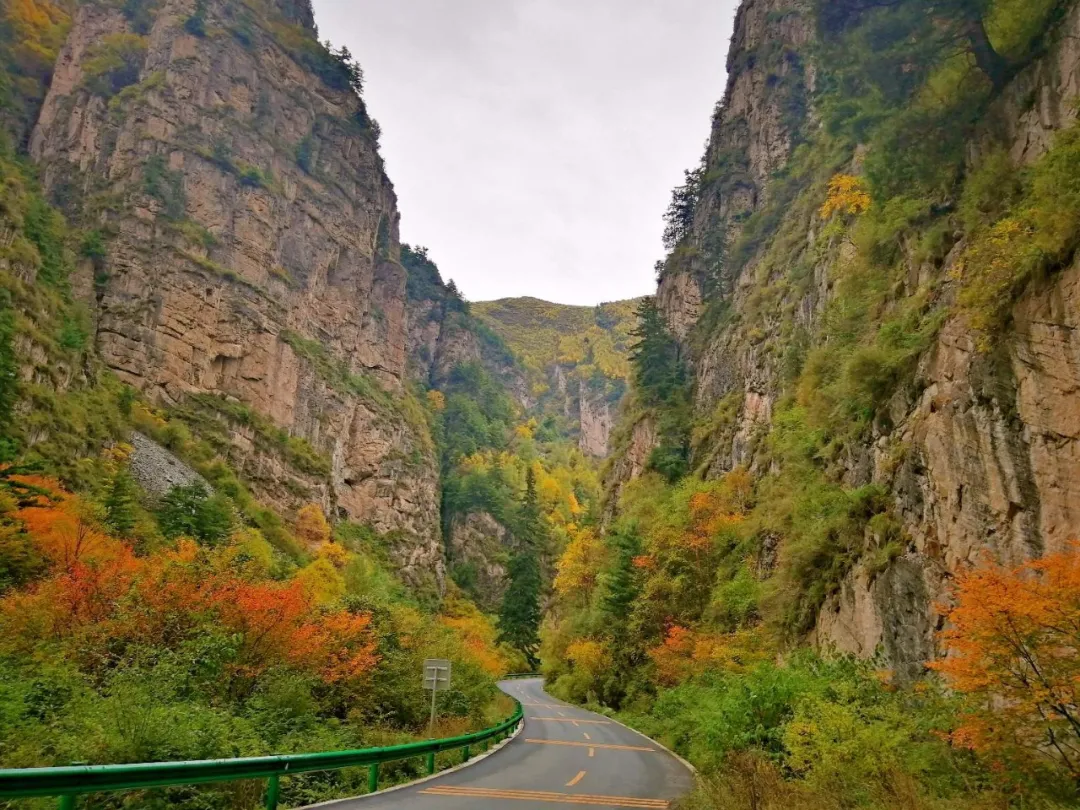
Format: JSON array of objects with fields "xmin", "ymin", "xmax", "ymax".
[{"xmin": 312, "ymin": 677, "xmax": 694, "ymax": 810}]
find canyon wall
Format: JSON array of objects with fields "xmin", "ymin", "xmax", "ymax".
[
  {"xmin": 608, "ymin": 0, "xmax": 1080, "ymax": 678},
  {"xmin": 29, "ymin": 0, "xmax": 443, "ymax": 587}
]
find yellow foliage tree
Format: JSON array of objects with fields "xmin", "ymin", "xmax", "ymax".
[
  {"xmin": 295, "ymin": 503, "xmax": 330, "ymax": 547},
  {"xmin": 553, "ymin": 526, "xmax": 603, "ymax": 602},
  {"xmin": 566, "ymin": 638, "xmax": 610, "ymax": 682},
  {"xmin": 296, "ymin": 556, "xmax": 345, "ymax": 606},
  {"xmin": 820, "ymin": 174, "xmax": 871, "ymax": 219}
]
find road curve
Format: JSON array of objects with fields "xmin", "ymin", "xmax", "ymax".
[{"xmin": 310, "ymin": 677, "xmax": 694, "ymax": 810}]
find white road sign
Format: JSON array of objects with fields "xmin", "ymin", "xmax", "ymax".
[{"xmin": 424, "ymin": 658, "xmax": 451, "ymax": 691}]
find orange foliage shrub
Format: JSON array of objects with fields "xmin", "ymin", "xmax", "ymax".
[
  {"xmin": 441, "ymin": 612, "xmax": 508, "ymax": 677},
  {"xmin": 1, "ymin": 480, "xmax": 378, "ymax": 689},
  {"xmin": 648, "ymin": 623, "xmax": 769, "ymax": 686},
  {"xmin": 929, "ymin": 546, "xmax": 1080, "ymax": 780}
]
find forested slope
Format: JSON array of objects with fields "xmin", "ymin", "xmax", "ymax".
[
  {"xmin": 472, "ymin": 296, "xmax": 639, "ymax": 457},
  {"xmin": 545, "ymin": 0, "xmax": 1080, "ymax": 807}
]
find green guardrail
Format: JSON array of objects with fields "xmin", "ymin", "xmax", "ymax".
[
  {"xmin": 502, "ymin": 672, "xmax": 542, "ymax": 679},
  {"xmin": 0, "ymin": 701, "xmax": 523, "ymax": 810}
]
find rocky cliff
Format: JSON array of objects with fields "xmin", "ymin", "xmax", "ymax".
[
  {"xmin": 607, "ymin": 0, "xmax": 1080, "ymax": 678},
  {"xmin": 27, "ymin": 0, "xmax": 443, "ymax": 587}
]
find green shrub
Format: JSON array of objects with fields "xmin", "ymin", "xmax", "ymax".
[
  {"xmin": 156, "ymin": 482, "xmax": 235, "ymax": 546},
  {"xmin": 83, "ymin": 33, "xmax": 147, "ymax": 97},
  {"xmin": 957, "ymin": 126, "xmax": 1080, "ymax": 343}
]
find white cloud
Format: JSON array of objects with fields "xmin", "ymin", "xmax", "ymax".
[{"xmin": 310, "ymin": 0, "xmax": 739, "ymax": 305}]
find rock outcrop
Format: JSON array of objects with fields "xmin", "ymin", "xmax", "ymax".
[
  {"xmin": 447, "ymin": 511, "xmax": 513, "ymax": 611},
  {"xmin": 29, "ymin": 0, "xmax": 443, "ymax": 588}
]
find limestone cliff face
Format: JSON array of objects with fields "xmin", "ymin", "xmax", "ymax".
[
  {"xmin": 656, "ymin": 0, "xmax": 813, "ymax": 340},
  {"xmin": 447, "ymin": 511, "xmax": 512, "ymax": 611},
  {"xmin": 814, "ymin": 3, "xmax": 1080, "ymax": 673},
  {"xmin": 609, "ymin": 0, "xmax": 1080, "ymax": 677},
  {"xmin": 30, "ymin": 0, "xmax": 443, "ymax": 587}
]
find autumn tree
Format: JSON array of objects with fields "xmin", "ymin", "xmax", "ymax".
[
  {"xmin": 820, "ymin": 174, "xmax": 871, "ymax": 218},
  {"xmin": 553, "ymin": 526, "xmax": 603, "ymax": 606},
  {"xmin": 930, "ymin": 546, "xmax": 1080, "ymax": 782},
  {"xmin": 295, "ymin": 503, "xmax": 331, "ymax": 547}
]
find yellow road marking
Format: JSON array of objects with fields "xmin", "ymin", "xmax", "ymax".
[
  {"xmin": 419, "ymin": 786, "xmax": 668, "ymax": 808},
  {"xmin": 566, "ymin": 770, "xmax": 587, "ymax": 787},
  {"xmin": 558, "ymin": 711, "xmax": 566, "ymax": 717},
  {"xmin": 532, "ymin": 718, "xmax": 611, "ymax": 724},
  {"xmin": 572, "ymin": 720, "xmax": 580, "ymax": 727},
  {"xmin": 525, "ymin": 738, "xmax": 656, "ymax": 752},
  {"xmin": 589, "ymin": 746, "xmax": 595, "ymax": 757},
  {"xmin": 523, "ymin": 702, "xmax": 566, "ymax": 708},
  {"xmin": 583, "ymin": 732, "xmax": 591, "ymax": 740}
]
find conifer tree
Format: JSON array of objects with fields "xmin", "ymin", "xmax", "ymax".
[
  {"xmin": 629, "ymin": 298, "xmax": 691, "ymax": 481},
  {"xmin": 629, "ymin": 297, "xmax": 686, "ymax": 408},
  {"xmin": 104, "ymin": 470, "xmax": 138, "ymax": 537},
  {"xmin": 601, "ymin": 526, "xmax": 641, "ymax": 622},
  {"xmin": 498, "ymin": 468, "xmax": 543, "ymax": 667}
]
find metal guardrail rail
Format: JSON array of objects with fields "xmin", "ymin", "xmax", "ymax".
[{"xmin": 0, "ymin": 700, "xmax": 524, "ymax": 809}]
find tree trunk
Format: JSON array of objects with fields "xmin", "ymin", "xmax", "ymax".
[{"xmin": 963, "ymin": 16, "xmax": 1012, "ymax": 92}]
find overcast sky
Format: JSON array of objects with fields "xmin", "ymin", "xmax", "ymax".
[{"xmin": 310, "ymin": 0, "xmax": 739, "ymax": 305}]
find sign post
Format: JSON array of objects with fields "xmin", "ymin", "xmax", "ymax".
[{"xmin": 423, "ymin": 658, "xmax": 451, "ymax": 736}]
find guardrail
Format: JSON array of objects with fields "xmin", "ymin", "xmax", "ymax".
[
  {"xmin": 501, "ymin": 672, "xmax": 542, "ymax": 679},
  {"xmin": 0, "ymin": 700, "xmax": 523, "ymax": 810}
]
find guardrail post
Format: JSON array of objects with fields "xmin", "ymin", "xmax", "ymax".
[
  {"xmin": 426, "ymin": 751, "xmax": 435, "ymax": 775},
  {"xmin": 58, "ymin": 795, "xmax": 76, "ymax": 810},
  {"xmin": 367, "ymin": 763, "xmax": 379, "ymax": 794},
  {"xmin": 264, "ymin": 775, "xmax": 280, "ymax": 810},
  {"xmin": 461, "ymin": 745, "xmax": 470, "ymax": 763}
]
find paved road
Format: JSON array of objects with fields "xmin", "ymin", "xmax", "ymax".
[{"xmin": 313, "ymin": 678, "xmax": 694, "ymax": 810}]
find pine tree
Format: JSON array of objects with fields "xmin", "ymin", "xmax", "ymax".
[
  {"xmin": 498, "ymin": 468, "xmax": 544, "ymax": 667},
  {"xmin": 600, "ymin": 526, "xmax": 641, "ymax": 622},
  {"xmin": 629, "ymin": 297, "xmax": 686, "ymax": 407},
  {"xmin": 104, "ymin": 470, "xmax": 138, "ymax": 537},
  {"xmin": 630, "ymin": 298, "xmax": 691, "ymax": 481}
]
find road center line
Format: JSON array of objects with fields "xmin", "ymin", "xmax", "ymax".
[
  {"xmin": 531, "ymin": 718, "xmax": 611, "ymax": 724},
  {"xmin": 525, "ymin": 738, "xmax": 656, "ymax": 752},
  {"xmin": 418, "ymin": 786, "xmax": 668, "ymax": 808},
  {"xmin": 566, "ymin": 770, "xmax": 587, "ymax": 787}
]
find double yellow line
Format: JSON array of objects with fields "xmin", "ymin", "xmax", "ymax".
[{"xmin": 419, "ymin": 785, "xmax": 669, "ymax": 808}]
